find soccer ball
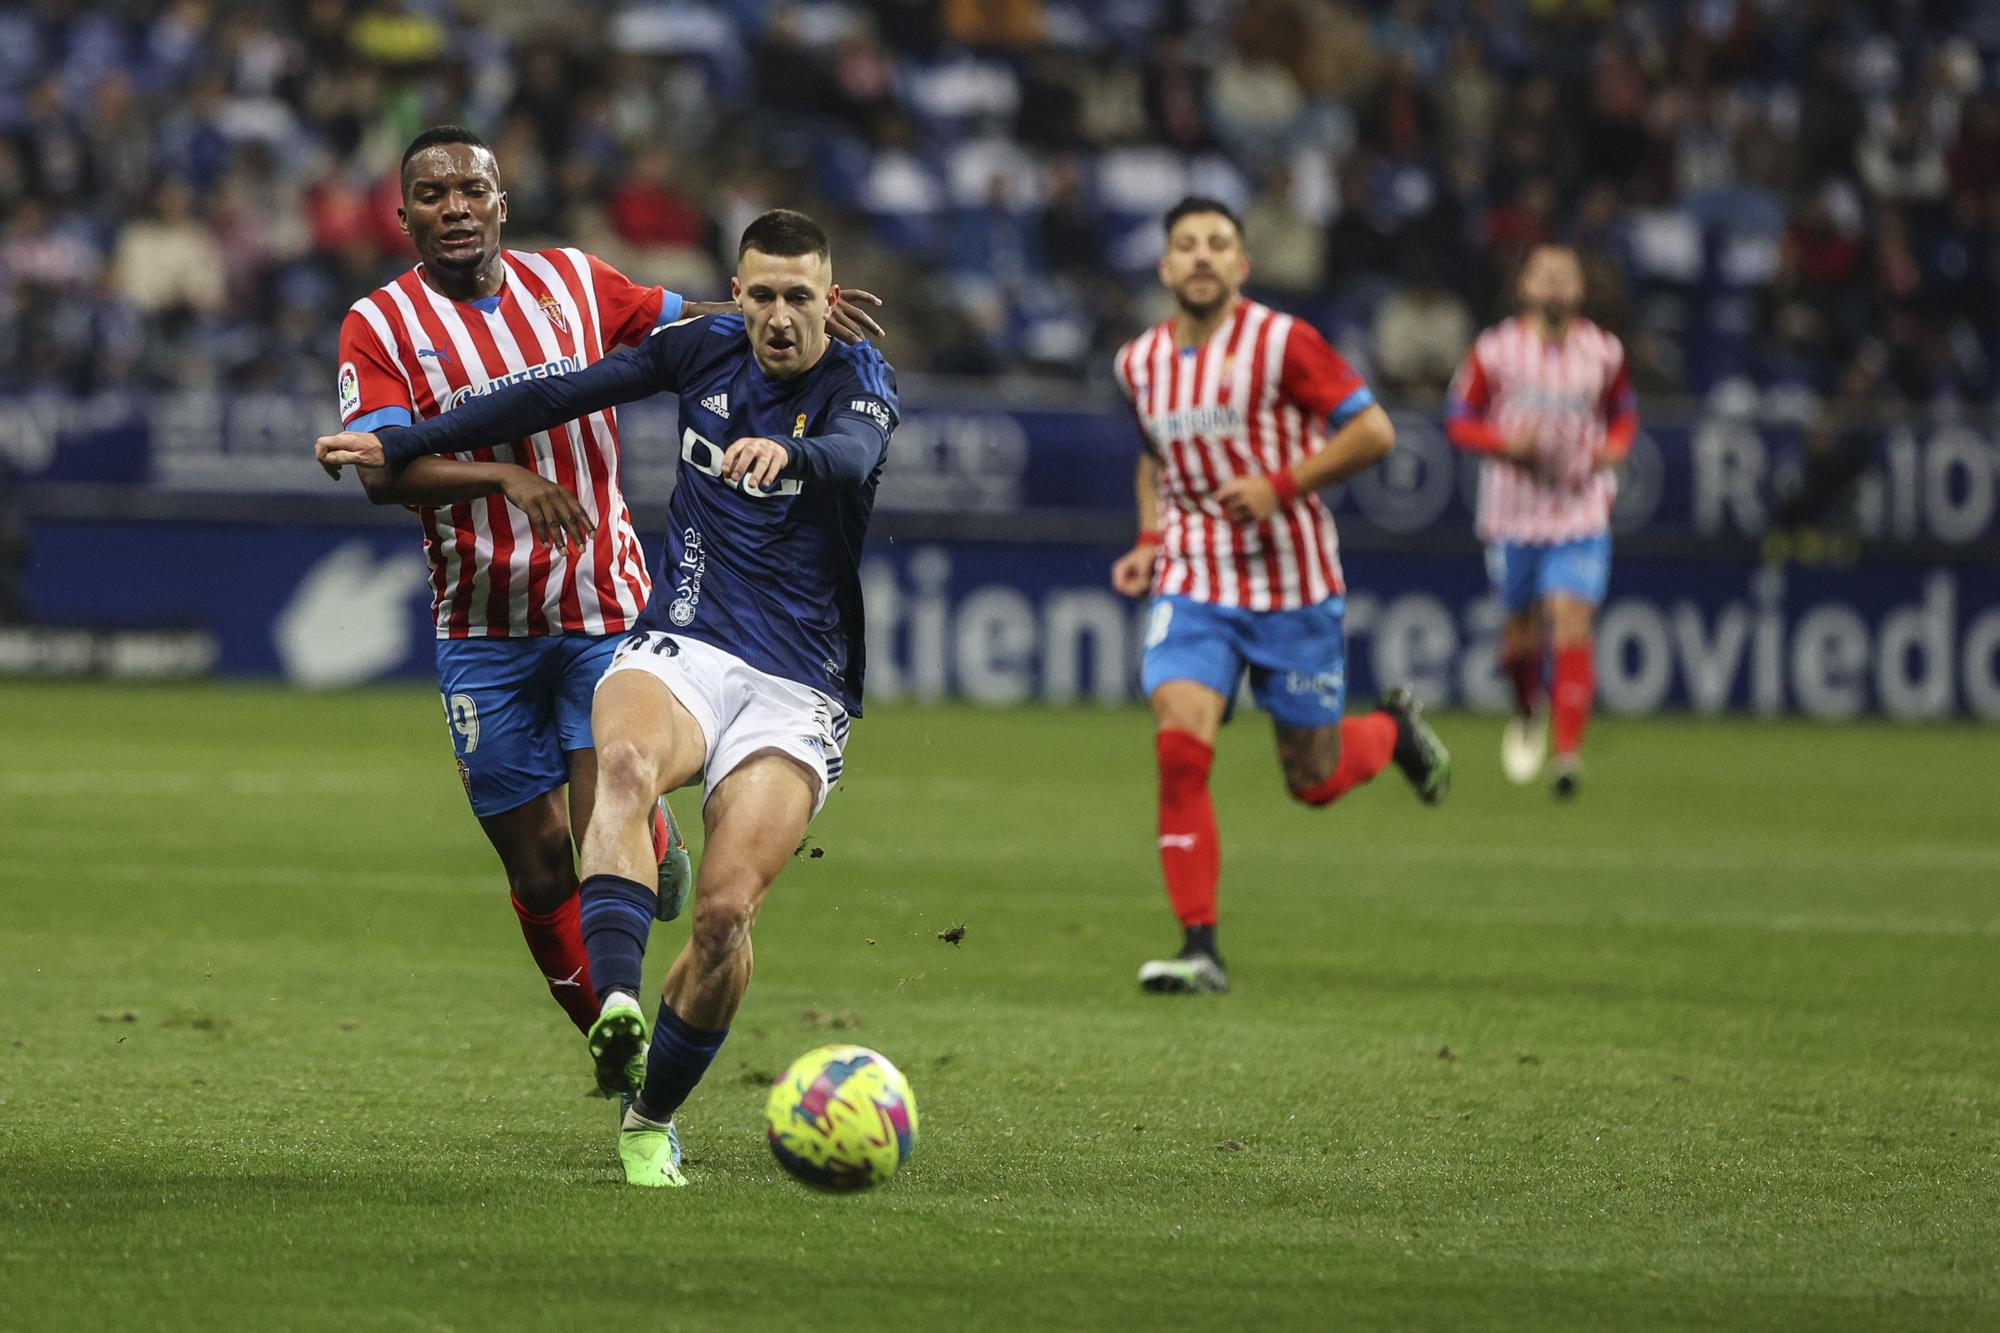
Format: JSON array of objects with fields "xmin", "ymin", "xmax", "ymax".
[{"xmin": 764, "ymin": 1044, "xmax": 918, "ymax": 1191}]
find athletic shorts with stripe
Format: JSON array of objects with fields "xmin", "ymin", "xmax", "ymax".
[{"xmin": 599, "ymin": 631, "xmax": 848, "ymax": 818}]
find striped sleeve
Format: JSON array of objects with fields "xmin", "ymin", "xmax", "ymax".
[
  {"xmin": 1277, "ymin": 319, "xmax": 1374, "ymax": 429},
  {"xmin": 584, "ymin": 252, "xmax": 681, "ymax": 348},
  {"xmin": 337, "ymin": 305, "xmax": 415, "ymax": 432},
  {"xmin": 1599, "ymin": 337, "xmax": 1637, "ymax": 459},
  {"xmin": 1445, "ymin": 341, "xmax": 1505, "ymax": 454}
]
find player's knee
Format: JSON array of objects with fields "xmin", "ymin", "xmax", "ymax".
[
  {"xmin": 1281, "ymin": 748, "xmax": 1338, "ymax": 801},
  {"xmin": 1285, "ymin": 765, "xmax": 1337, "ymax": 803},
  {"xmin": 1550, "ymin": 607, "xmax": 1595, "ymax": 648},
  {"xmin": 596, "ymin": 736, "xmax": 663, "ymax": 805},
  {"xmin": 1155, "ymin": 729, "xmax": 1213, "ymax": 797},
  {"xmin": 689, "ymin": 889, "xmax": 759, "ymax": 964},
  {"xmin": 499, "ymin": 826, "xmax": 576, "ymax": 912}
]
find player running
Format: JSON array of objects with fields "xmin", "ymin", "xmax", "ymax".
[
  {"xmin": 317, "ymin": 209, "xmax": 896, "ymax": 1190},
  {"xmin": 1109, "ymin": 196, "xmax": 1450, "ymax": 996},
  {"xmin": 1444, "ymin": 244, "xmax": 1636, "ymax": 797},
  {"xmin": 328, "ymin": 127, "xmax": 884, "ymax": 1039}
]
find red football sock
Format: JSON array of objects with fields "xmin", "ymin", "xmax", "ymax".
[
  {"xmin": 1552, "ymin": 643, "xmax": 1595, "ymax": 756},
  {"xmin": 1502, "ymin": 646, "xmax": 1542, "ymax": 717},
  {"xmin": 1155, "ymin": 729, "xmax": 1219, "ymax": 928},
  {"xmin": 512, "ymin": 892, "xmax": 598, "ymax": 1034},
  {"xmin": 648, "ymin": 801, "xmax": 669, "ymax": 864},
  {"xmin": 1296, "ymin": 712, "xmax": 1398, "ymax": 807}
]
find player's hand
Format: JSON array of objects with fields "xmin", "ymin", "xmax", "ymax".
[
  {"xmin": 828, "ymin": 288, "xmax": 885, "ymax": 343},
  {"xmin": 501, "ymin": 466, "xmax": 596, "ymax": 550},
  {"xmin": 1110, "ymin": 543, "xmax": 1158, "ymax": 598},
  {"xmin": 317, "ymin": 431, "xmax": 387, "ymax": 469},
  {"xmin": 721, "ymin": 436, "xmax": 790, "ymax": 490},
  {"xmin": 1500, "ymin": 432, "xmax": 1539, "ymax": 467},
  {"xmin": 1215, "ymin": 476, "xmax": 1279, "ymax": 524}
]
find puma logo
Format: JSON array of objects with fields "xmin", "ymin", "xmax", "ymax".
[{"xmin": 545, "ymin": 967, "xmax": 584, "ymax": 989}]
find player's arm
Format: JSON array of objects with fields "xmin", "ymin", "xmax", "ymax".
[
  {"xmin": 357, "ymin": 457, "xmax": 596, "ymax": 549},
  {"xmin": 721, "ymin": 376, "xmax": 899, "ymax": 490},
  {"xmin": 1214, "ymin": 322, "xmax": 1395, "ymax": 523},
  {"xmin": 674, "ymin": 292, "xmax": 885, "ymax": 344},
  {"xmin": 1597, "ymin": 349, "xmax": 1638, "ymax": 467},
  {"xmin": 1111, "ymin": 452, "xmax": 1162, "ymax": 597},
  {"xmin": 1445, "ymin": 349, "xmax": 1536, "ymax": 466},
  {"xmin": 591, "ymin": 253, "xmax": 887, "ymax": 348},
  {"xmin": 1109, "ymin": 345, "xmax": 1162, "ymax": 594},
  {"xmin": 317, "ymin": 332, "xmax": 681, "ymax": 470},
  {"xmin": 326, "ymin": 313, "xmax": 594, "ymax": 545}
]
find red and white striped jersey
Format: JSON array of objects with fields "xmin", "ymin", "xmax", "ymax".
[
  {"xmin": 1113, "ymin": 300, "xmax": 1374, "ymax": 610},
  {"xmin": 1445, "ymin": 315, "xmax": 1638, "ymax": 545},
  {"xmin": 337, "ymin": 248, "xmax": 677, "ymax": 638}
]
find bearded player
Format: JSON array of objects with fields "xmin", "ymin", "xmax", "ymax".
[
  {"xmin": 1445, "ymin": 244, "xmax": 1636, "ymax": 797},
  {"xmin": 1109, "ymin": 197, "xmax": 1451, "ymax": 995},
  {"xmin": 330, "ymin": 127, "xmax": 883, "ymax": 1037}
]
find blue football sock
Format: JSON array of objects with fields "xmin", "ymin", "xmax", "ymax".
[
  {"xmin": 577, "ymin": 874, "xmax": 654, "ymax": 1002},
  {"xmin": 634, "ymin": 1002, "xmax": 728, "ymax": 1123}
]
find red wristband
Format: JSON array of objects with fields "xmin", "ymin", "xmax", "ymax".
[
  {"xmin": 1136, "ymin": 529, "xmax": 1161, "ymax": 547},
  {"xmin": 1268, "ymin": 469, "xmax": 1300, "ymax": 504}
]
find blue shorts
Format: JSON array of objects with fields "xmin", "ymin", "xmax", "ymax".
[
  {"xmin": 1140, "ymin": 594, "xmax": 1347, "ymax": 729},
  {"xmin": 1486, "ymin": 533, "xmax": 1612, "ymax": 613},
  {"xmin": 434, "ymin": 635, "xmax": 624, "ymax": 818}
]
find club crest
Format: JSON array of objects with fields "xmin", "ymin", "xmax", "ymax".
[{"xmin": 537, "ymin": 293, "xmax": 570, "ymax": 334}]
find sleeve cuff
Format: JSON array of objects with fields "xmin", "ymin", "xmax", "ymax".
[
  {"xmin": 655, "ymin": 289, "xmax": 684, "ymax": 328},
  {"xmin": 346, "ymin": 405, "xmax": 414, "ymax": 433},
  {"xmin": 1326, "ymin": 386, "xmax": 1376, "ymax": 431}
]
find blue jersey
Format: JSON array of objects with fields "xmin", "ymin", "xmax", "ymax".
[{"xmin": 379, "ymin": 313, "xmax": 898, "ymax": 713}]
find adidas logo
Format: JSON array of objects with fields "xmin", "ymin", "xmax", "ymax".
[{"xmin": 699, "ymin": 392, "xmax": 729, "ymax": 417}]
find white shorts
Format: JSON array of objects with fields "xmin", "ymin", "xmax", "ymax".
[{"xmin": 600, "ymin": 630, "xmax": 848, "ymax": 817}]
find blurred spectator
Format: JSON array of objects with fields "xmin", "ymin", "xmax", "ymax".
[
  {"xmin": 607, "ymin": 147, "xmax": 707, "ymax": 252},
  {"xmin": 113, "ymin": 180, "xmax": 225, "ymax": 316},
  {"xmin": 0, "ymin": 0, "xmax": 1994, "ymax": 399},
  {"xmin": 1371, "ymin": 272, "xmax": 1474, "ymax": 396},
  {"xmin": 1859, "ymin": 101, "xmax": 1950, "ymax": 205},
  {"xmin": 1243, "ymin": 168, "xmax": 1326, "ymax": 298}
]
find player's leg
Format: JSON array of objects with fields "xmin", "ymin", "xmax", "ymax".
[
  {"xmin": 1542, "ymin": 533, "xmax": 1611, "ymax": 798},
  {"xmin": 480, "ymin": 794, "xmax": 598, "ymax": 1034},
  {"xmin": 617, "ymin": 752, "xmax": 819, "ymax": 1187},
  {"xmin": 573, "ymin": 644, "xmax": 711, "ymax": 1097},
  {"xmin": 1136, "ymin": 596, "xmax": 1239, "ymax": 994},
  {"xmin": 1491, "ymin": 542, "xmax": 1549, "ymax": 783},
  {"xmin": 1255, "ymin": 597, "xmax": 1449, "ymax": 812},
  {"xmin": 618, "ymin": 663, "xmax": 843, "ymax": 1186},
  {"xmin": 556, "ymin": 636, "xmax": 693, "ymax": 921},
  {"xmin": 437, "ymin": 639, "xmax": 598, "ymax": 1032}
]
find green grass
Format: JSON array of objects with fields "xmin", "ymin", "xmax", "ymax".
[{"xmin": 1, "ymin": 684, "xmax": 1996, "ymax": 1331}]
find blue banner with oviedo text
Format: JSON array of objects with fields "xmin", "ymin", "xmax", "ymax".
[{"xmin": 15, "ymin": 519, "xmax": 2000, "ymax": 719}]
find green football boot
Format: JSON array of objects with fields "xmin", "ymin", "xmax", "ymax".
[
  {"xmin": 618, "ymin": 1106, "xmax": 687, "ymax": 1188},
  {"xmin": 1138, "ymin": 952, "xmax": 1230, "ymax": 994},
  {"xmin": 1378, "ymin": 686, "xmax": 1452, "ymax": 806},
  {"xmin": 587, "ymin": 994, "xmax": 647, "ymax": 1099},
  {"xmin": 655, "ymin": 797, "xmax": 694, "ymax": 922}
]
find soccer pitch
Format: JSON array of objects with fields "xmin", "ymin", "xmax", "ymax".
[{"xmin": 1, "ymin": 684, "xmax": 1994, "ymax": 1330}]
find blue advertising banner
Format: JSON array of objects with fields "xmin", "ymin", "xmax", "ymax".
[
  {"xmin": 17, "ymin": 519, "xmax": 2000, "ymax": 719},
  {"xmin": 5, "ymin": 392, "xmax": 1999, "ymax": 549}
]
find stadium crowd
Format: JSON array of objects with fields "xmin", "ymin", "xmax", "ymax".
[{"xmin": 2, "ymin": 0, "xmax": 1997, "ymax": 408}]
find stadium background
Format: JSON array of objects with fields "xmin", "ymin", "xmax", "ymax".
[
  {"xmin": 4, "ymin": 5, "xmax": 1998, "ymax": 1328},
  {"xmin": 1, "ymin": 0, "xmax": 1996, "ymax": 715}
]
